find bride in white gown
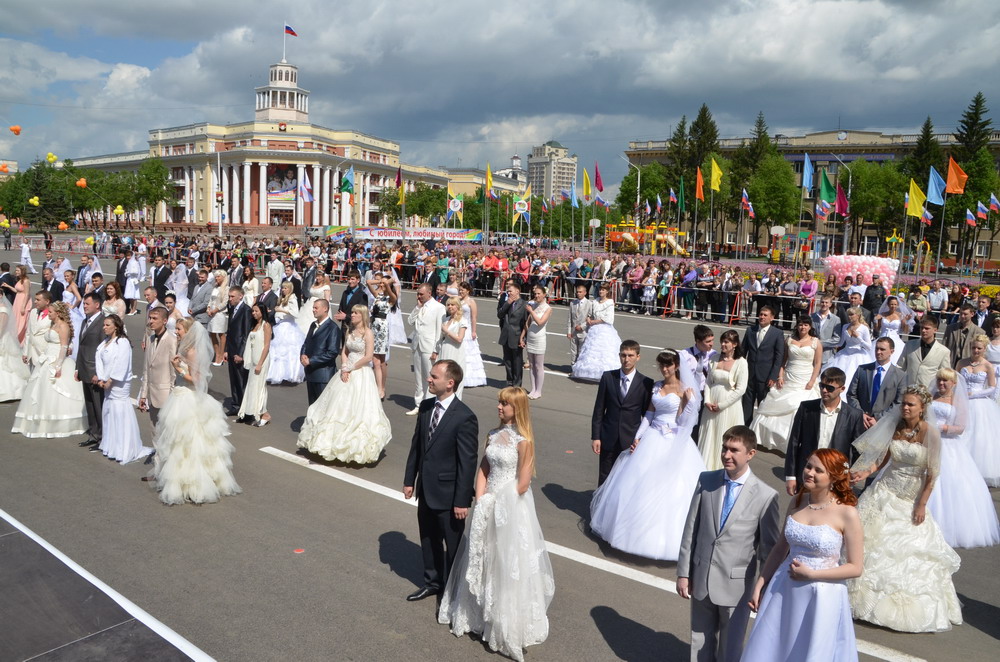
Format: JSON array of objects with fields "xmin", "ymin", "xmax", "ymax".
[
  {"xmin": 152, "ymin": 318, "xmax": 241, "ymax": 506},
  {"xmin": 96, "ymin": 315, "xmax": 151, "ymax": 464},
  {"xmin": 267, "ymin": 282, "xmax": 306, "ymax": 385},
  {"xmin": 438, "ymin": 387, "xmax": 554, "ymax": 662},
  {"xmin": 0, "ymin": 297, "xmax": 29, "ymax": 401},
  {"xmin": 828, "ymin": 307, "xmax": 873, "ymax": 397},
  {"xmin": 848, "ymin": 385, "xmax": 962, "ymax": 632},
  {"xmin": 589, "ymin": 349, "xmax": 705, "ymax": 560},
  {"xmin": 296, "ymin": 305, "xmax": 391, "ymax": 464},
  {"xmin": 458, "ymin": 282, "xmax": 487, "ymax": 388},
  {"xmin": 743, "ymin": 448, "xmax": 863, "ymax": 662},
  {"xmin": 956, "ymin": 334, "xmax": 1000, "ymax": 487},
  {"xmin": 572, "ymin": 284, "xmax": 622, "ymax": 382},
  {"xmin": 874, "ymin": 296, "xmax": 913, "ymax": 366},
  {"xmin": 297, "ymin": 272, "xmax": 331, "ymax": 334},
  {"xmin": 751, "ymin": 316, "xmax": 822, "ymax": 452}
]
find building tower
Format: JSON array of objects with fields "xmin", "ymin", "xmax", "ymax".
[{"xmin": 255, "ymin": 61, "xmax": 310, "ymax": 123}]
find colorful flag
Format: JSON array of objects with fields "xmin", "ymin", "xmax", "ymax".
[
  {"xmin": 903, "ymin": 192, "xmax": 909, "ymax": 209},
  {"xmin": 991, "ymin": 193, "xmax": 1000, "ymax": 212},
  {"xmin": 921, "ymin": 206, "xmax": 933, "ymax": 226},
  {"xmin": 710, "ymin": 158, "xmax": 723, "ymax": 192},
  {"xmin": 977, "ymin": 201, "xmax": 989, "ymax": 219},
  {"xmin": 927, "ymin": 166, "xmax": 946, "ymax": 206},
  {"xmin": 512, "ymin": 184, "xmax": 531, "ymax": 226},
  {"xmin": 835, "ymin": 183, "xmax": 849, "ymax": 216},
  {"xmin": 284, "ymin": 25, "xmax": 298, "ymax": 37},
  {"xmin": 298, "ymin": 170, "xmax": 314, "ymax": 203},
  {"xmin": 395, "ymin": 166, "xmax": 405, "ymax": 206},
  {"xmin": 966, "ymin": 208, "xmax": 977, "ymax": 227},
  {"xmin": 582, "ymin": 168, "xmax": 592, "ymax": 200},
  {"xmin": 669, "ymin": 188, "xmax": 677, "ymax": 204},
  {"xmin": 571, "ymin": 181, "xmax": 579, "ymax": 209},
  {"xmin": 946, "ymin": 156, "xmax": 968, "ymax": 194},
  {"xmin": 815, "ymin": 204, "xmax": 827, "ymax": 221},
  {"xmin": 695, "ymin": 167, "xmax": 705, "ymax": 202},
  {"xmin": 741, "ymin": 188, "xmax": 750, "ymax": 210},
  {"xmin": 485, "ymin": 162, "xmax": 493, "ymax": 193},
  {"xmin": 595, "ymin": 194, "xmax": 610, "ymax": 209},
  {"xmin": 802, "ymin": 153, "xmax": 814, "ymax": 190},
  {"xmin": 594, "ymin": 161, "xmax": 604, "ymax": 192},
  {"xmin": 907, "ymin": 179, "xmax": 926, "ymax": 218},
  {"xmin": 487, "ymin": 188, "xmax": 498, "ymax": 201},
  {"xmin": 541, "ymin": 197, "xmax": 549, "ymax": 213},
  {"xmin": 821, "ymin": 200, "xmax": 832, "ymax": 212},
  {"xmin": 560, "ymin": 189, "xmax": 570, "ymax": 201},
  {"xmin": 656, "ymin": 193, "xmax": 663, "ymax": 215},
  {"xmin": 678, "ymin": 175, "xmax": 686, "ymax": 213},
  {"xmin": 819, "ymin": 170, "xmax": 836, "ymax": 203},
  {"xmin": 446, "ymin": 186, "xmax": 463, "ymax": 222},
  {"xmin": 747, "ymin": 201, "xmax": 756, "ymax": 219},
  {"xmin": 644, "ymin": 199, "xmax": 651, "ymax": 216},
  {"xmin": 340, "ymin": 166, "xmax": 355, "ymax": 206}
]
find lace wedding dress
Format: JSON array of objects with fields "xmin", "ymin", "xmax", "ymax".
[
  {"xmin": 12, "ymin": 327, "xmax": 87, "ymax": 438},
  {"xmin": 742, "ymin": 517, "xmax": 858, "ymax": 662},
  {"xmin": 438, "ymin": 425, "xmax": 555, "ymax": 662}
]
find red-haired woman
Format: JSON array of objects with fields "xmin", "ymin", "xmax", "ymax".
[{"xmin": 743, "ymin": 449, "xmax": 863, "ymax": 661}]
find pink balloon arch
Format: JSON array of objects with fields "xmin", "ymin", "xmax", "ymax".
[{"xmin": 823, "ymin": 255, "xmax": 900, "ymax": 290}]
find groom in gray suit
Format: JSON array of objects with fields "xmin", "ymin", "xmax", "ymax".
[
  {"xmin": 678, "ymin": 426, "xmax": 780, "ymax": 662},
  {"xmin": 811, "ymin": 294, "xmax": 842, "ymax": 367},
  {"xmin": 847, "ymin": 337, "xmax": 907, "ymax": 428}
]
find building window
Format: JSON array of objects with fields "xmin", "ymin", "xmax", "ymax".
[
  {"xmin": 975, "ymin": 242, "xmax": 988, "ymax": 258},
  {"xmin": 861, "ymin": 236, "xmax": 878, "ymax": 255},
  {"xmin": 949, "ymin": 241, "xmax": 958, "ymax": 254},
  {"xmin": 746, "ymin": 233, "xmax": 754, "ymax": 245},
  {"xmin": 726, "ymin": 232, "xmax": 736, "ymax": 244}
]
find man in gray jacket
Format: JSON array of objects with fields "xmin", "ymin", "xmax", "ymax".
[
  {"xmin": 811, "ymin": 294, "xmax": 842, "ymax": 367},
  {"xmin": 187, "ymin": 269, "xmax": 213, "ymax": 327}
]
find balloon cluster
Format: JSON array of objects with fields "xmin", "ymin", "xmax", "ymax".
[
  {"xmin": 85, "ymin": 236, "xmax": 95, "ymax": 245},
  {"xmin": 823, "ymin": 255, "xmax": 900, "ymax": 290},
  {"xmin": 28, "ymin": 196, "xmax": 40, "ymax": 207},
  {"xmin": 76, "ymin": 177, "xmax": 87, "ymax": 188},
  {"xmin": 113, "ymin": 205, "xmax": 125, "ymax": 215},
  {"xmin": 8, "ymin": 125, "xmax": 21, "ymax": 135},
  {"xmin": 0, "ymin": 163, "xmax": 8, "ymax": 173},
  {"xmin": 57, "ymin": 222, "xmax": 69, "ymax": 231},
  {"xmin": 46, "ymin": 152, "xmax": 58, "ymax": 164}
]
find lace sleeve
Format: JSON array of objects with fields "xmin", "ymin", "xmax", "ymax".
[{"xmin": 923, "ymin": 419, "xmax": 942, "ymax": 485}]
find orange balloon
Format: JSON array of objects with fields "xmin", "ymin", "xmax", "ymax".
[
  {"xmin": 76, "ymin": 177, "xmax": 87, "ymax": 188},
  {"xmin": 0, "ymin": 163, "xmax": 8, "ymax": 173},
  {"xmin": 8, "ymin": 125, "xmax": 21, "ymax": 135},
  {"xmin": 58, "ymin": 222, "xmax": 69, "ymax": 231}
]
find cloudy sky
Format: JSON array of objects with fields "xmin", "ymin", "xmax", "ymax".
[{"xmin": 1, "ymin": 0, "xmax": 997, "ymax": 198}]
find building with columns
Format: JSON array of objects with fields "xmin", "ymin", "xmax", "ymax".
[{"xmin": 72, "ymin": 58, "xmax": 448, "ymax": 231}]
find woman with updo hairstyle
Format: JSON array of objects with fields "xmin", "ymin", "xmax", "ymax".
[
  {"xmin": 698, "ymin": 329, "xmax": 748, "ymax": 469},
  {"xmin": 848, "ymin": 385, "xmax": 962, "ymax": 632},
  {"xmin": 743, "ymin": 448, "xmax": 862, "ymax": 661},
  {"xmin": 827, "ymin": 305, "xmax": 872, "ymax": 393},
  {"xmin": 954, "ymin": 332, "xmax": 1000, "ymax": 486},
  {"xmin": 571, "ymin": 283, "xmax": 623, "ymax": 381},
  {"xmin": 589, "ymin": 347, "xmax": 706, "ymax": 560},
  {"xmin": 522, "ymin": 284, "xmax": 552, "ymax": 399}
]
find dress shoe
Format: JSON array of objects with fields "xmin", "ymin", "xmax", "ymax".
[
  {"xmin": 256, "ymin": 418, "xmax": 270, "ymax": 427},
  {"xmin": 405, "ymin": 407, "xmax": 420, "ymax": 416},
  {"xmin": 78, "ymin": 439, "xmax": 98, "ymax": 447},
  {"xmin": 225, "ymin": 409, "xmax": 240, "ymax": 417},
  {"xmin": 406, "ymin": 587, "xmax": 439, "ymax": 602},
  {"xmin": 88, "ymin": 446, "xmax": 101, "ymax": 453}
]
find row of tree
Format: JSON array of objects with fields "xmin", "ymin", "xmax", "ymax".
[{"xmin": 0, "ymin": 158, "xmax": 171, "ymax": 229}]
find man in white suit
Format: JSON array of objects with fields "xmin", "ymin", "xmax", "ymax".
[
  {"xmin": 678, "ymin": 425, "xmax": 780, "ymax": 662},
  {"xmin": 899, "ymin": 315, "xmax": 951, "ymax": 389},
  {"xmin": 138, "ymin": 307, "xmax": 176, "ymax": 427},
  {"xmin": 407, "ymin": 283, "xmax": 445, "ymax": 415}
]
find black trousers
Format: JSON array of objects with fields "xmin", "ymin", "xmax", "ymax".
[
  {"xmin": 306, "ymin": 380, "xmax": 328, "ymax": 405},
  {"xmin": 742, "ymin": 377, "xmax": 769, "ymax": 425},
  {"xmin": 502, "ymin": 344, "xmax": 523, "ymax": 386},
  {"xmin": 82, "ymin": 382, "xmax": 104, "ymax": 441},
  {"xmin": 416, "ymin": 498, "xmax": 466, "ymax": 590},
  {"xmin": 228, "ymin": 361, "xmax": 249, "ymax": 409},
  {"xmin": 598, "ymin": 441, "xmax": 626, "ymax": 486}
]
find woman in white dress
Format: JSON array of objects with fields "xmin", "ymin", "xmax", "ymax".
[
  {"xmin": 0, "ymin": 297, "xmax": 30, "ymax": 401},
  {"xmin": 848, "ymin": 386, "xmax": 962, "ymax": 632},
  {"xmin": 136, "ymin": 240, "xmax": 147, "ymax": 281},
  {"xmin": 166, "ymin": 258, "xmax": 190, "ymax": 315},
  {"xmin": 751, "ymin": 315, "xmax": 822, "ymax": 452},
  {"xmin": 589, "ymin": 350, "xmax": 705, "ymax": 560},
  {"xmin": 161, "ymin": 293, "xmax": 183, "ymax": 333},
  {"xmin": 828, "ymin": 306, "xmax": 872, "ymax": 396},
  {"xmin": 697, "ymin": 329, "xmax": 748, "ymax": 470},
  {"xmin": 62, "ymin": 269, "xmax": 85, "ymax": 360},
  {"xmin": 297, "ymin": 271, "xmax": 331, "ymax": 333},
  {"xmin": 928, "ymin": 368, "xmax": 1000, "ymax": 548},
  {"xmin": 874, "ymin": 296, "xmax": 913, "ymax": 365},
  {"xmin": 267, "ymin": 281, "xmax": 306, "ymax": 385},
  {"xmin": 457, "ymin": 282, "xmax": 488, "ymax": 388},
  {"xmin": 96, "ymin": 315, "xmax": 151, "ymax": 464},
  {"xmin": 438, "ymin": 387, "xmax": 554, "ymax": 662},
  {"xmin": 207, "ymin": 270, "xmax": 229, "ymax": 365},
  {"xmin": 743, "ymin": 448, "xmax": 863, "ymax": 662},
  {"xmin": 571, "ymin": 283, "xmax": 623, "ymax": 382},
  {"xmin": 102, "ymin": 281, "xmax": 127, "ymax": 319},
  {"xmin": 955, "ymin": 333, "xmax": 1000, "ymax": 486},
  {"xmin": 153, "ymin": 318, "xmax": 241, "ymax": 506},
  {"xmin": 368, "ymin": 275, "xmax": 397, "ymax": 400},
  {"xmin": 296, "ymin": 305, "xmax": 391, "ymax": 464},
  {"xmin": 123, "ymin": 252, "xmax": 141, "ymax": 315},
  {"xmin": 523, "ymin": 284, "xmax": 552, "ymax": 400},
  {"xmin": 241, "ymin": 265, "xmax": 260, "ymax": 307},
  {"xmin": 433, "ymin": 297, "xmax": 468, "ymax": 400},
  {"xmin": 237, "ymin": 303, "xmax": 272, "ymax": 427},
  {"xmin": 985, "ymin": 316, "xmax": 1000, "ymax": 394},
  {"xmin": 12, "ymin": 302, "xmax": 87, "ymax": 437}
]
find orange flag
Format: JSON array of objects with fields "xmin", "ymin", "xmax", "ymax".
[
  {"xmin": 946, "ymin": 156, "xmax": 968, "ymax": 194},
  {"xmin": 696, "ymin": 167, "xmax": 705, "ymax": 202}
]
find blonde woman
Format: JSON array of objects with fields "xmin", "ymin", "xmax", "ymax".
[
  {"xmin": 438, "ymin": 387, "xmax": 554, "ymax": 662},
  {"xmin": 297, "ymin": 304, "xmax": 391, "ymax": 464},
  {"xmin": 432, "ymin": 296, "xmax": 468, "ymax": 399},
  {"xmin": 267, "ymin": 281, "xmax": 306, "ymax": 385},
  {"xmin": 955, "ymin": 333, "xmax": 1000, "ymax": 486},
  {"xmin": 828, "ymin": 306, "xmax": 872, "ymax": 395},
  {"xmin": 207, "ymin": 269, "xmax": 229, "ymax": 365}
]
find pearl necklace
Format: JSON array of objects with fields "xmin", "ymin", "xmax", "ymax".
[{"xmin": 806, "ymin": 496, "xmax": 836, "ymax": 510}]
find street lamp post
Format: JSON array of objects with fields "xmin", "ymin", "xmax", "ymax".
[{"xmin": 831, "ymin": 154, "xmax": 852, "ymax": 256}]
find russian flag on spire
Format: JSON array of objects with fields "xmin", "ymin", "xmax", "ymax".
[{"xmin": 284, "ymin": 24, "xmax": 298, "ymax": 36}]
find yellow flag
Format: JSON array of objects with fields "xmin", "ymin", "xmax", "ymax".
[
  {"xmin": 485, "ymin": 162, "xmax": 493, "ymax": 194},
  {"xmin": 907, "ymin": 179, "xmax": 926, "ymax": 218},
  {"xmin": 710, "ymin": 158, "xmax": 722, "ymax": 192},
  {"xmin": 582, "ymin": 168, "xmax": 592, "ymax": 199}
]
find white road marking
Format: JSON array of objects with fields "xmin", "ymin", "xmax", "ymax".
[
  {"xmin": 0, "ymin": 507, "xmax": 215, "ymax": 662},
  {"xmin": 259, "ymin": 447, "xmax": 923, "ymax": 662}
]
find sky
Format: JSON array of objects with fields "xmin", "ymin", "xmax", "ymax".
[{"xmin": 1, "ymin": 0, "xmax": 998, "ymax": 200}]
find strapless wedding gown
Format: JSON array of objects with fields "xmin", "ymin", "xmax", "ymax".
[
  {"xmin": 742, "ymin": 517, "xmax": 858, "ymax": 661},
  {"xmin": 877, "ymin": 317, "xmax": 905, "ymax": 365},
  {"xmin": 297, "ymin": 284, "xmax": 330, "ymax": 333},
  {"xmin": 961, "ymin": 367, "xmax": 1000, "ymax": 486},
  {"xmin": 828, "ymin": 325, "xmax": 873, "ymax": 397},
  {"xmin": 12, "ymin": 329, "xmax": 87, "ymax": 438},
  {"xmin": 751, "ymin": 339, "xmax": 821, "ymax": 452}
]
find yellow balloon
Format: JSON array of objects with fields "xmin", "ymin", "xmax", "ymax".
[
  {"xmin": 114, "ymin": 205, "xmax": 125, "ymax": 215},
  {"xmin": 28, "ymin": 196, "xmax": 40, "ymax": 206},
  {"xmin": 46, "ymin": 152, "xmax": 58, "ymax": 164},
  {"xmin": 85, "ymin": 236, "xmax": 96, "ymax": 245}
]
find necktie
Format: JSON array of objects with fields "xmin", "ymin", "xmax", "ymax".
[
  {"xmin": 720, "ymin": 479, "xmax": 739, "ymax": 529},
  {"xmin": 621, "ymin": 375, "xmax": 629, "ymax": 399},
  {"xmin": 428, "ymin": 402, "xmax": 444, "ymax": 437},
  {"xmin": 871, "ymin": 366, "xmax": 883, "ymax": 408}
]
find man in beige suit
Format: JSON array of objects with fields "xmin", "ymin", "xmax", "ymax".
[
  {"xmin": 138, "ymin": 307, "xmax": 176, "ymax": 427},
  {"xmin": 899, "ymin": 315, "xmax": 951, "ymax": 389}
]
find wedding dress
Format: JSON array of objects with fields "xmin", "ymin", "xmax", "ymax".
[
  {"xmin": 460, "ymin": 302, "xmax": 487, "ymax": 388},
  {"xmin": 697, "ymin": 358, "xmax": 748, "ymax": 470},
  {"xmin": 741, "ymin": 517, "xmax": 858, "ymax": 662},
  {"xmin": 571, "ymin": 299, "xmax": 622, "ymax": 382},
  {"xmin": 267, "ymin": 297, "xmax": 305, "ymax": 384},
  {"xmin": 877, "ymin": 317, "xmax": 906, "ymax": 365},
  {"xmin": 12, "ymin": 325, "xmax": 87, "ymax": 438},
  {"xmin": 297, "ymin": 284, "xmax": 330, "ymax": 333},
  {"xmin": 296, "ymin": 332, "xmax": 391, "ymax": 464},
  {"xmin": 96, "ymin": 337, "xmax": 151, "ymax": 464},
  {"xmin": 751, "ymin": 338, "xmax": 821, "ymax": 452},
  {"xmin": 0, "ymin": 299, "xmax": 29, "ymax": 401},
  {"xmin": 828, "ymin": 324, "xmax": 872, "ymax": 396},
  {"xmin": 438, "ymin": 425, "xmax": 555, "ymax": 662},
  {"xmin": 960, "ymin": 367, "xmax": 1000, "ymax": 486}
]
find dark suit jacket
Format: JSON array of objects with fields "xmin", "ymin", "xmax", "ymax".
[
  {"xmin": 283, "ymin": 275, "xmax": 302, "ymax": 303},
  {"xmin": 255, "ymin": 290, "xmax": 278, "ymax": 324},
  {"xmin": 115, "ymin": 257, "xmax": 128, "ymax": 287},
  {"xmin": 784, "ymin": 399, "xmax": 865, "ymax": 484},
  {"xmin": 740, "ymin": 324, "xmax": 785, "ymax": 384},
  {"xmin": 76, "ymin": 312, "xmax": 106, "ymax": 383},
  {"xmin": 0, "ymin": 272, "xmax": 15, "ymax": 304},
  {"xmin": 187, "ymin": 268, "xmax": 199, "ymax": 299},
  {"xmin": 225, "ymin": 302, "xmax": 252, "ymax": 359},
  {"xmin": 497, "ymin": 295, "xmax": 528, "ymax": 348},
  {"xmin": 300, "ymin": 317, "xmax": 342, "ymax": 383},
  {"xmin": 403, "ymin": 397, "xmax": 479, "ymax": 511},
  {"xmin": 337, "ymin": 284, "xmax": 368, "ymax": 318},
  {"xmin": 42, "ymin": 278, "xmax": 64, "ymax": 302},
  {"xmin": 151, "ymin": 265, "xmax": 171, "ymax": 301},
  {"xmin": 591, "ymin": 369, "xmax": 655, "ymax": 449},
  {"xmin": 847, "ymin": 361, "xmax": 907, "ymax": 419},
  {"xmin": 301, "ymin": 266, "xmax": 317, "ymax": 299}
]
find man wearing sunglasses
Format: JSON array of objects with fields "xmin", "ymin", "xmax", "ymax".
[{"xmin": 783, "ymin": 366, "xmax": 865, "ymax": 496}]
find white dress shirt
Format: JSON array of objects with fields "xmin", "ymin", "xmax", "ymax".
[{"xmin": 818, "ymin": 402, "xmax": 841, "ymax": 450}]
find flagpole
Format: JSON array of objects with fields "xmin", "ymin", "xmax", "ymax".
[
  {"xmin": 282, "ymin": 21, "xmax": 287, "ymax": 62},
  {"xmin": 793, "ymin": 187, "xmax": 805, "ymax": 272},
  {"xmin": 934, "ymin": 192, "xmax": 948, "ymax": 276},
  {"xmin": 708, "ymin": 190, "xmax": 715, "ymax": 261}
]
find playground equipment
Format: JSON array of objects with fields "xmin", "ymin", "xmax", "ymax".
[
  {"xmin": 604, "ymin": 221, "xmax": 689, "ymax": 256},
  {"xmin": 886, "ymin": 229, "xmax": 903, "ymax": 259}
]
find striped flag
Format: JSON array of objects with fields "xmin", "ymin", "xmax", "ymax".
[
  {"xmin": 977, "ymin": 201, "xmax": 989, "ymax": 219},
  {"xmin": 741, "ymin": 188, "xmax": 750, "ymax": 210},
  {"xmin": 991, "ymin": 193, "xmax": 1000, "ymax": 212},
  {"xmin": 669, "ymin": 188, "xmax": 677, "ymax": 204},
  {"xmin": 298, "ymin": 170, "xmax": 314, "ymax": 202},
  {"xmin": 284, "ymin": 25, "xmax": 298, "ymax": 36},
  {"xmin": 921, "ymin": 207, "xmax": 933, "ymax": 226},
  {"xmin": 656, "ymin": 194, "xmax": 662, "ymax": 215},
  {"xmin": 966, "ymin": 208, "xmax": 977, "ymax": 227}
]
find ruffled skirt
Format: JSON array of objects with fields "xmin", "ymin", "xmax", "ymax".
[
  {"xmin": 462, "ymin": 334, "xmax": 488, "ymax": 388},
  {"xmin": 571, "ymin": 323, "xmax": 622, "ymax": 382},
  {"xmin": 267, "ymin": 320, "xmax": 306, "ymax": 384},
  {"xmin": 0, "ymin": 333, "xmax": 30, "ymax": 401},
  {"xmin": 12, "ymin": 358, "xmax": 87, "ymax": 438},
  {"xmin": 750, "ymin": 380, "xmax": 820, "ymax": 452}
]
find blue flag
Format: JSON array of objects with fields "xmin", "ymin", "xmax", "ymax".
[
  {"xmin": 927, "ymin": 166, "xmax": 946, "ymax": 206},
  {"xmin": 571, "ymin": 181, "xmax": 579, "ymax": 208},
  {"xmin": 802, "ymin": 153, "xmax": 814, "ymax": 191}
]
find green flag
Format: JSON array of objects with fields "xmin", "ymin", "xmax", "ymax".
[
  {"xmin": 678, "ymin": 175, "xmax": 686, "ymax": 213},
  {"xmin": 475, "ymin": 186, "xmax": 485, "ymax": 205},
  {"xmin": 819, "ymin": 170, "xmax": 836, "ymax": 203}
]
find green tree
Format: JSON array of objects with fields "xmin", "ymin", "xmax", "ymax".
[
  {"xmin": 616, "ymin": 162, "xmax": 668, "ymax": 219},
  {"xmin": 900, "ymin": 116, "xmax": 944, "ymax": 184},
  {"xmin": 842, "ymin": 159, "xmax": 907, "ymax": 250},
  {"xmin": 688, "ymin": 104, "xmax": 720, "ymax": 170},
  {"xmin": 136, "ymin": 158, "xmax": 171, "ymax": 226},
  {"xmin": 746, "ymin": 153, "xmax": 800, "ymax": 244},
  {"xmin": 664, "ymin": 116, "xmax": 689, "ymax": 184},
  {"xmin": 943, "ymin": 148, "xmax": 1000, "ymax": 259},
  {"xmin": 953, "ymin": 92, "xmax": 993, "ymax": 163}
]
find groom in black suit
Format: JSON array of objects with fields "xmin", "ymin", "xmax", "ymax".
[
  {"xmin": 740, "ymin": 305, "xmax": 785, "ymax": 424},
  {"xmin": 224, "ymin": 287, "xmax": 252, "ymax": 417},
  {"xmin": 590, "ymin": 339, "xmax": 655, "ymax": 485},
  {"xmin": 403, "ymin": 359, "xmax": 479, "ymax": 602},
  {"xmin": 497, "ymin": 280, "xmax": 528, "ymax": 387},
  {"xmin": 784, "ymin": 366, "xmax": 866, "ymax": 495},
  {"xmin": 300, "ymin": 299, "xmax": 342, "ymax": 404}
]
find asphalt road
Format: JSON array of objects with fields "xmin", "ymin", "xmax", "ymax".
[{"xmin": 1, "ymin": 250, "xmax": 997, "ymax": 662}]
